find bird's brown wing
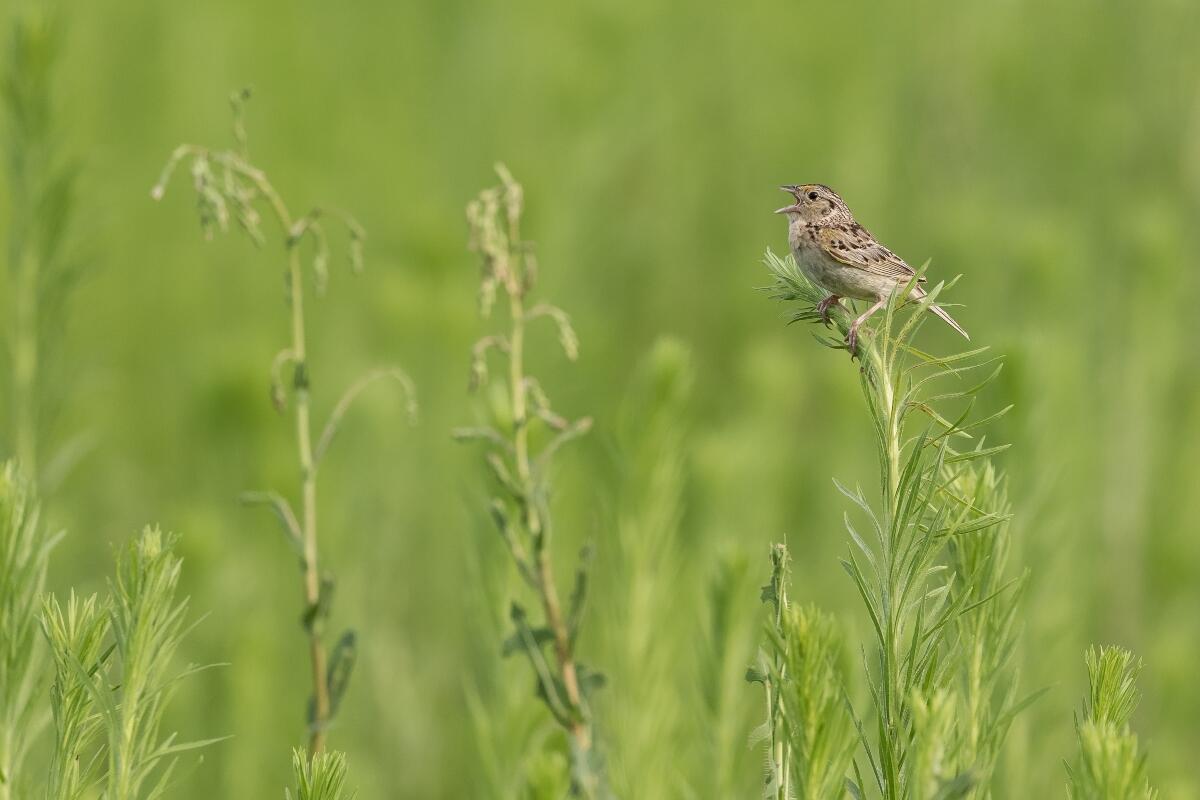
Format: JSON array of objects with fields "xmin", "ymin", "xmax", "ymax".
[{"xmin": 816, "ymin": 225, "xmax": 924, "ymax": 282}]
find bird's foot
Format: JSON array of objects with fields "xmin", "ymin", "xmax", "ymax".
[
  {"xmin": 843, "ymin": 297, "xmax": 885, "ymax": 360},
  {"xmin": 846, "ymin": 324, "xmax": 861, "ymax": 358},
  {"xmin": 816, "ymin": 294, "xmax": 843, "ymax": 326}
]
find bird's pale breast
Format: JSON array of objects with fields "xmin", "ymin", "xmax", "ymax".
[{"xmin": 789, "ymin": 225, "xmax": 902, "ymax": 301}]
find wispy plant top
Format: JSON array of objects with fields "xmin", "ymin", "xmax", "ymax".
[
  {"xmin": 460, "ymin": 163, "xmax": 592, "ymax": 514},
  {"xmin": 150, "ymin": 89, "xmax": 365, "ymax": 293}
]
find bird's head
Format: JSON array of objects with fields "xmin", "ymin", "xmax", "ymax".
[{"xmin": 775, "ymin": 184, "xmax": 849, "ymax": 224}]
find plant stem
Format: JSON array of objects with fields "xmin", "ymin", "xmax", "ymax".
[
  {"xmin": 509, "ymin": 291, "xmax": 530, "ymax": 491},
  {"xmin": 289, "ymin": 244, "xmax": 330, "ymax": 755},
  {"xmin": 868, "ymin": 333, "xmax": 903, "ymax": 800},
  {"xmin": 467, "ymin": 167, "xmax": 600, "ymax": 796},
  {"xmin": 506, "ymin": 261, "xmax": 592, "ymax": 765},
  {"xmin": 235, "ymin": 165, "xmax": 331, "ymax": 755},
  {"xmin": 773, "ymin": 614, "xmax": 789, "ymax": 800},
  {"xmin": 765, "ymin": 547, "xmax": 791, "ymax": 800},
  {"xmin": 153, "ymin": 123, "xmax": 381, "ymax": 762}
]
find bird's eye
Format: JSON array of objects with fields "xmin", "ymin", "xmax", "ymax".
[{"xmin": 807, "ymin": 191, "xmax": 819, "ymax": 200}]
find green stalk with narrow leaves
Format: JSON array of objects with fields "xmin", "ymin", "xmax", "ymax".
[
  {"xmin": 39, "ymin": 526, "xmax": 220, "ymax": 800},
  {"xmin": 151, "ymin": 91, "xmax": 415, "ymax": 755},
  {"xmin": 98, "ymin": 529, "xmax": 222, "ymax": 800},
  {"xmin": 457, "ymin": 164, "xmax": 606, "ymax": 798},
  {"xmin": 40, "ymin": 589, "xmax": 109, "ymax": 800},
  {"xmin": 749, "ymin": 544, "xmax": 857, "ymax": 800},
  {"xmin": 761, "ymin": 249, "xmax": 1034, "ymax": 799}
]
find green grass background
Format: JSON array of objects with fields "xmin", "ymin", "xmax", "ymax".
[{"xmin": 4, "ymin": 0, "xmax": 1200, "ymax": 796}]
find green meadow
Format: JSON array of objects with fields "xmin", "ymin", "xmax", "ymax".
[{"xmin": 2, "ymin": 0, "xmax": 1198, "ymax": 797}]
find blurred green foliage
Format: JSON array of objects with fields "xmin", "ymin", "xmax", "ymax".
[{"xmin": 1, "ymin": 0, "xmax": 1198, "ymax": 796}]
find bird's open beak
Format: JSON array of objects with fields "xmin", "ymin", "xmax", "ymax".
[{"xmin": 776, "ymin": 185, "xmax": 802, "ymax": 213}]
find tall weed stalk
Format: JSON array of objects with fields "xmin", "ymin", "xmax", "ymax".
[
  {"xmin": 759, "ymin": 249, "xmax": 1034, "ymax": 798},
  {"xmin": 151, "ymin": 91, "xmax": 415, "ymax": 754},
  {"xmin": 457, "ymin": 165, "xmax": 605, "ymax": 797}
]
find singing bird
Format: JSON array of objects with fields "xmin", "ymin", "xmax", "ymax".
[{"xmin": 775, "ymin": 184, "xmax": 968, "ymax": 353}]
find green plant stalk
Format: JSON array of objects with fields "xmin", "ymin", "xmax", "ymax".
[
  {"xmin": 290, "ymin": 244, "xmax": 331, "ymax": 755},
  {"xmin": 154, "ymin": 100, "xmax": 416, "ymax": 759},
  {"xmin": 817, "ymin": 297, "xmax": 908, "ymax": 799},
  {"xmin": 41, "ymin": 590, "xmax": 109, "ymax": 800},
  {"xmin": 45, "ymin": 527, "xmax": 223, "ymax": 800},
  {"xmin": 872, "ymin": 325, "xmax": 904, "ymax": 800},
  {"xmin": 152, "ymin": 140, "xmax": 350, "ymax": 755},
  {"xmin": 229, "ymin": 163, "xmax": 331, "ymax": 754},
  {"xmin": 462, "ymin": 165, "xmax": 600, "ymax": 797},
  {"xmin": 765, "ymin": 248, "xmax": 1029, "ymax": 797},
  {"xmin": 752, "ymin": 571, "xmax": 858, "ymax": 800},
  {"xmin": 767, "ymin": 550, "xmax": 791, "ymax": 800},
  {"xmin": 858, "ymin": 289, "xmax": 936, "ymax": 800},
  {"xmin": 502, "ymin": 216, "xmax": 590, "ymax": 761}
]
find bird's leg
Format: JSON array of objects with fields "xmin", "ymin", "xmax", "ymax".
[
  {"xmin": 816, "ymin": 294, "xmax": 843, "ymax": 326},
  {"xmin": 846, "ymin": 297, "xmax": 887, "ymax": 356}
]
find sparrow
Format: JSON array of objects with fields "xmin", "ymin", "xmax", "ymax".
[{"xmin": 775, "ymin": 184, "xmax": 968, "ymax": 354}]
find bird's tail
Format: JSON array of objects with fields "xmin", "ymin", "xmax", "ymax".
[{"xmin": 911, "ymin": 286, "xmax": 970, "ymax": 340}]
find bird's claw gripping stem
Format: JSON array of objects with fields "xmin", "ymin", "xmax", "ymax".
[
  {"xmin": 846, "ymin": 325, "xmax": 861, "ymax": 359},
  {"xmin": 816, "ymin": 294, "xmax": 842, "ymax": 326}
]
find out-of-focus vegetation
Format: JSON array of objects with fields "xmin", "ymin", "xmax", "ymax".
[{"xmin": 1, "ymin": 0, "xmax": 1198, "ymax": 797}]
